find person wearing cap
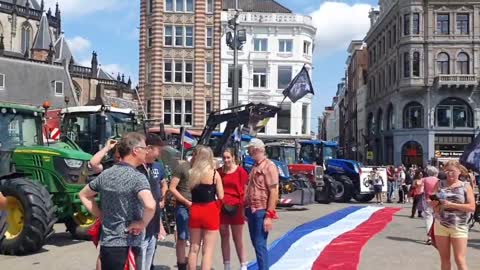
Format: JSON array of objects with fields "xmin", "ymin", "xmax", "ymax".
[
  {"xmin": 138, "ymin": 133, "xmax": 168, "ymax": 270},
  {"xmin": 244, "ymin": 138, "xmax": 279, "ymax": 270}
]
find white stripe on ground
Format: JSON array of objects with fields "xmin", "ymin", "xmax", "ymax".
[{"xmin": 270, "ymin": 206, "xmax": 382, "ymax": 270}]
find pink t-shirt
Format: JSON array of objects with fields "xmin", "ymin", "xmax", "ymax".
[
  {"xmin": 423, "ymin": 176, "xmax": 439, "ymax": 197},
  {"xmin": 245, "ymin": 159, "xmax": 279, "ymax": 211}
]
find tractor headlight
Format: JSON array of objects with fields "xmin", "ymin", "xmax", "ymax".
[
  {"xmin": 64, "ymin": 159, "xmax": 83, "ymax": 169},
  {"xmin": 315, "ymin": 166, "xmax": 323, "ymax": 180}
]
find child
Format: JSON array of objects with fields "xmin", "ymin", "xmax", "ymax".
[{"xmin": 371, "ymin": 168, "xmax": 384, "ymax": 205}]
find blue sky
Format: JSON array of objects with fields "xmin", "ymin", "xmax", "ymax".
[{"xmin": 49, "ymin": 0, "xmax": 378, "ymax": 133}]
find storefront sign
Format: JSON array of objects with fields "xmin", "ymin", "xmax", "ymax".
[
  {"xmin": 437, "ymin": 151, "xmax": 463, "ymax": 158},
  {"xmin": 367, "ymin": 151, "xmax": 374, "ymax": 160}
]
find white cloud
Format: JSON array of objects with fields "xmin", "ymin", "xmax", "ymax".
[
  {"xmin": 66, "ymin": 36, "xmax": 92, "ymax": 55},
  {"xmin": 310, "ymin": 2, "xmax": 373, "ymax": 57},
  {"xmin": 44, "ymin": 0, "xmax": 126, "ymax": 17}
]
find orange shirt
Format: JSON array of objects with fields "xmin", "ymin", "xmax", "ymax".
[{"xmin": 245, "ymin": 158, "xmax": 279, "ymax": 211}]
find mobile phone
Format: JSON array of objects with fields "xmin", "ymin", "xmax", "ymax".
[
  {"xmin": 109, "ymin": 140, "xmax": 117, "ymax": 144},
  {"xmin": 429, "ymin": 194, "xmax": 439, "ymax": 201}
]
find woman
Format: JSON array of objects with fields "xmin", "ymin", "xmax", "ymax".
[
  {"xmin": 188, "ymin": 146, "xmax": 224, "ymax": 270},
  {"xmin": 411, "ymin": 171, "xmax": 424, "ymax": 218},
  {"xmin": 218, "ymin": 149, "xmax": 249, "ymax": 270},
  {"xmin": 422, "ymin": 166, "xmax": 439, "ymax": 245},
  {"xmin": 431, "ymin": 160, "xmax": 475, "ymax": 270}
]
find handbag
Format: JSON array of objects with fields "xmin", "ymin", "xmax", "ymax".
[{"xmin": 221, "ymin": 167, "xmax": 243, "ymax": 217}]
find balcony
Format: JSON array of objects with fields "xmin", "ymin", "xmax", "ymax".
[
  {"xmin": 223, "ymin": 12, "xmax": 313, "ymax": 27},
  {"xmin": 435, "ymin": 75, "xmax": 478, "ymax": 88}
]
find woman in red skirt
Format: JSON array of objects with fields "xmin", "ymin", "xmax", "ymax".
[{"xmin": 218, "ymin": 148, "xmax": 249, "ymax": 270}]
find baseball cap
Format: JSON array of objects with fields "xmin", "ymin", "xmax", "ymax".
[{"xmin": 245, "ymin": 138, "xmax": 265, "ymax": 149}]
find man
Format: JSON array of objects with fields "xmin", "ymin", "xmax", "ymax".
[
  {"xmin": 138, "ymin": 134, "xmax": 168, "ymax": 270},
  {"xmin": 245, "ymin": 138, "xmax": 279, "ymax": 270},
  {"xmin": 79, "ymin": 132, "xmax": 156, "ymax": 270},
  {"xmin": 169, "ymin": 157, "xmax": 193, "ymax": 270},
  {"xmin": 386, "ymin": 165, "xmax": 395, "ymax": 203}
]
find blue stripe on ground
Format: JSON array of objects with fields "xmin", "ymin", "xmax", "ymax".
[{"xmin": 247, "ymin": 206, "xmax": 364, "ymax": 270}]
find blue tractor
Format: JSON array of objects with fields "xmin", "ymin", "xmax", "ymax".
[{"xmin": 299, "ymin": 140, "xmax": 374, "ymax": 203}]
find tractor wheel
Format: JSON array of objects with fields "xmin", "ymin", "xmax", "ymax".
[
  {"xmin": 353, "ymin": 193, "xmax": 375, "ymax": 203},
  {"xmin": 315, "ymin": 175, "xmax": 335, "ymax": 204},
  {"xmin": 333, "ymin": 175, "xmax": 354, "ymax": 203},
  {"xmin": 65, "ymin": 212, "xmax": 96, "ymax": 241},
  {"xmin": 0, "ymin": 211, "xmax": 7, "ymax": 244},
  {"xmin": 0, "ymin": 178, "xmax": 57, "ymax": 255}
]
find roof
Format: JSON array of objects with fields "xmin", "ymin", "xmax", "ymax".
[
  {"xmin": 4, "ymin": 0, "xmax": 41, "ymax": 10},
  {"xmin": 222, "ymin": 0, "xmax": 291, "ymax": 13},
  {"xmin": 0, "ymin": 102, "xmax": 43, "ymax": 113},
  {"xmin": 54, "ymin": 35, "xmax": 73, "ymax": 63},
  {"xmin": 98, "ymin": 68, "xmax": 116, "ymax": 80},
  {"xmin": 300, "ymin": 140, "xmax": 338, "ymax": 147},
  {"xmin": 61, "ymin": 106, "xmax": 134, "ymax": 115},
  {"xmin": 32, "ymin": 13, "xmax": 53, "ymax": 51}
]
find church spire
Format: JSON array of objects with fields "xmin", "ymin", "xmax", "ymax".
[
  {"xmin": 31, "ymin": 12, "xmax": 53, "ymax": 61},
  {"xmin": 40, "ymin": 0, "xmax": 44, "ymax": 11}
]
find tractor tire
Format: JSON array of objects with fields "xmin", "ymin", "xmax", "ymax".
[
  {"xmin": 315, "ymin": 175, "xmax": 335, "ymax": 204},
  {"xmin": 353, "ymin": 193, "xmax": 375, "ymax": 203},
  {"xmin": 0, "ymin": 211, "xmax": 7, "ymax": 245},
  {"xmin": 65, "ymin": 212, "xmax": 96, "ymax": 241},
  {"xmin": 333, "ymin": 175, "xmax": 354, "ymax": 203},
  {"xmin": 0, "ymin": 178, "xmax": 57, "ymax": 255}
]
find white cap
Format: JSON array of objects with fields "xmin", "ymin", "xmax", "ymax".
[{"xmin": 245, "ymin": 138, "xmax": 265, "ymax": 149}]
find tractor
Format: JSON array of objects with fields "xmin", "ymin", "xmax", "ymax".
[
  {"xmin": 298, "ymin": 140, "xmax": 375, "ymax": 203},
  {"xmin": 265, "ymin": 142, "xmax": 334, "ymax": 204},
  {"xmin": 0, "ymin": 102, "xmax": 95, "ymax": 255}
]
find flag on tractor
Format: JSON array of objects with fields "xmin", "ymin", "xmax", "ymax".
[
  {"xmin": 460, "ymin": 132, "xmax": 480, "ymax": 173},
  {"xmin": 183, "ymin": 130, "xmax": 198, "ymax": 150},
  {"xmin": 282, "ymin": 66, "xmax": 315, "ymax": 103}
]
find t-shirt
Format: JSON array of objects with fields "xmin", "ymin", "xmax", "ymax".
[
  {"xmin": 88, "ymin": 163, "xmax": 151, "ymax": 247},
  {"xmin": 218, "ymin": 166, "xmax": 249, "ymax": 206},
  {"xmin": 172, "ymin": 161, "xmax": 192, "ymax": 203},
  {"xmin": 138, "ymin": 162, "xmax": 166, "ymax": 238},
  {"xmin": 245, "ymin": 159, "xmax": 279, "ymax": 210}
]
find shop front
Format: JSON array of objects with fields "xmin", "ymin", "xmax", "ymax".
[{"xmin": 434, "ymin": 134, "xmax": 473, "ymax": 164}]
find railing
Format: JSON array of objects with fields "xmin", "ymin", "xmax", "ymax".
[
  {"xmin": 70, "ymin": 65, "xmax": 92, "ymax": 75},
  {"xmin": 435, "ymin": 75, "xmax": 478, "ymax": 86},
  {"xmin": 225, "ymin": 12, "xmax": 313, "ymax": 26},
  {"xmin": 0, "ymin": 1, "xmax": 60, "ymax": 27}
]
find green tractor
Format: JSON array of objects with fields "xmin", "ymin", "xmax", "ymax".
[{"xmin": 0, "ymin": 103, "xmax": 95, "ymax": 255}]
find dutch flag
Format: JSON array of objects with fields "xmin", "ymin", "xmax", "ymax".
[{"xmin": 183, "ymin": 130, "xmax": 197, "ymax": 150}]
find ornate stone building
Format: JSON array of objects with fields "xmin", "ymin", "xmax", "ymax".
[
  {"xmin": 365, "ymin": 0, "xmax": 480, "ymax": 166},
  {"xmin": 138, "ymin": 0, "xmax": 222, "ymax": 130}
]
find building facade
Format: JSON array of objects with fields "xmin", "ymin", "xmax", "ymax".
[
  {"xmin": 365, "ymin": 0, "xmax": 480, "ymax": 167},
  {"xmin": 138, "ymin": 0, "xmax": 222, "ymax": 131},
  {"xmin": 220, "ymin": 0, "xmax": 316, "ymax": 138}
]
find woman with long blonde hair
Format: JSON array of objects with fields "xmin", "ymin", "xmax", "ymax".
[{"xmin": 187, "ymin": 146, "xmax": 224, "ymax": 270}]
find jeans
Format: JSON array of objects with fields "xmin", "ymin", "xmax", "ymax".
[
  {"xmin": 100, "ymin": 246, "xmax": 142, "ymax": 270},
  {"xmin": 175, "ymin": 206, "xmax": 190, "ymax": 241},
  {"xmin": 424, "ymin": 206, "xmax": 434, "ymax": 236},
  {"xmin": 245, "ymin": 208, "xmax": 268, "ymax": 270},
  {"xmin": 141, "ymin": 235, "xmax": 157, "ymax": 270},
  {"xmin": 387, "ymin": 181, "xmax": 395, "ymax": 201}
]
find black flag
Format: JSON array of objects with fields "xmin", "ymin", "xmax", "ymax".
[
  {"xmin": 459, "ymin": 133, "xmax": 480, "ymax": 173},
  {"xmin": 282, "ymin": 66, "xmax": 315, "ymax": 103}
]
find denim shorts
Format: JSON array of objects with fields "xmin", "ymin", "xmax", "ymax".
[{"xmin": 175, "ymin": 206, "xmax": 190, "ymax": 241}]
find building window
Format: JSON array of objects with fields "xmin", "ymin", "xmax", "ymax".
[
  {"xmin": 0, "ymin": 73, "xmax": 4, "ymax": 90},
  {"xmin": 436, "ymin": 98, "xmax": 473, "ymax": 128},
  {"xmin": 164, "ymin": 61, "xmax": 172, "ymax": 82},
  {"xmin": 175, "ymin": 26, "xmax": 183, "ymax": 46},
  {"xmin": 206, "ymin": 100, "xmax": 212, "ymax": 116},
  {"xmin": 277, "ymin": 104, "xmax": 291, "ymax": 134},
  {"xmin": 279, "ymin": 40, "xmax": 292, "ymax": 53},
  {"xmin": 437, "ymin": 14, "xmax": 450, "ymax": 35},
  {"xmin": 457, "ymin": 13, "xmax": 469, "ymax": 34},
  {"xmin": 437, "ymin": 52, "xmax": 450, "ymax": 74},
  {"xmin": 148, "ymin": 0, "xmax": 154, "ymax": 14},
  {"xmin": 54, "ymin": 81, "xmax": 64, "ymax": 96},
  {"xmin": 412, "ymin": 13, "xmax": 420, "ymax": 34},
  {"xmin": 147, "ymin": 27, "xmax": 153, "ymax": 48},
  {"xmin": 403, "ymin": 52, "xmax": 410, "ymax": 78},
  {"xmin": 387, "ymin": 104, "xmax": 395, "ymax": 130},
  {"xmin": 164, "ymin": 99, "xmax": 172, "ymax": 125},
  {"xmin": 403, "ymin": 14, "xmax": 410, "ymax": 35},
  {"xmin": 206, "ymin": 0, "xmax": 213, "ymax": 13},
  {"xmin": 412, "ymin": 52, "xmax": 420, "ymax": 77},
  {"xmin": 393, "ymin": 24, "xmax": 397, "ymax": 44},
  {"xmin": 186, "ymin": 0, "xmax": 194, "ymax": 12},
  {"xmin": 21, "ymin": 23, "xmax": 32, "ymax": 54},
  {"xmin": 175, "ymin": 62, "xmax": 183, "ymax": 82},
  {"xmin": 277, "ymin": 66, "xmax": 292, "ymax": 89},
  {"xmin": 253, "ymin": 67, "xmax": 267, "ymax": 88},
  {"xmin": 205, "ymin": 62, "xmax": 213, "ymax": 85},
  {"xmin": 164, "ymin": 26, "xmax": 173, "ymax": 46},
  {"xmin": 393, "ymin": 61, "xmax": 397, "ymax": 82},
  {"xmin": 303, "ymin": 41, "xmax": 310, "ymax": 54},
  {"xmin": 254, "ymin": 38, "xmax": 268, "ymax": 52},
  {"xmin": 165, "ymin": 0, "xmax": 174, "ymax": 11},
  {"xmin": 185, "ymin": 26, "xmax": 193, "ymax": 47},
  {"xmin": 403, "ymin": 102, "xmax": 424, "ymax": 129},
  {"xmin": 174, "ymin": 100, "xmax": 182, "ymax": 125},
  {"xmin": 228, "ymin": 65, "xmax": 242, "ymax": 88},
  {"xmin": 387, "ymin": 30, "xmax": 391, "ymax": 49},
  {"xmin": 185, "ymin": 62, "xmax": 193, "ymax": 83},
  {"xmin": 377, "ymin": 109, "xmax": 384, "ymax": 133},
  {"xmin": 147, "ymin": 62, "xmax": 152, "ymax": 83},
  {"xmin": 457, "ymin": 53, "xmax": 469, "ymax": 74},
  {"xmin": 146, "ymin": 100, "xmax": 152, "ymax": 118},
  {"xmin": 206, "ymin": 27, "xmax": 213, "ymax": 48},
  {"xmin": 184, "ymin": 100, "xmax": 192, "ymax": 125}
]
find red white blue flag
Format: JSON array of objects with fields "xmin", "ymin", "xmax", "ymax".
[
  {"xmin": 248, "ymin": 206, "xmax": 399, "ymax": 270},
  {"xmin": 183, "ymin": 130, "xmax": 197, "ymax": 150}
]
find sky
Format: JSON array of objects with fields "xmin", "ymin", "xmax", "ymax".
[{"xmin": 47, "ymin": 0, "xmax": 378, "ymax": 133}]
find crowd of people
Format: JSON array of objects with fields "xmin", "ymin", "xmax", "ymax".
[{"xmin": 78, "ymin": 133, "xmax": 278, "ymax": 270}]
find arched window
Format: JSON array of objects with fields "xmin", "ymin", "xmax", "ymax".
[
  {"xmin": 377, "ymin": 109, "xmax": 384, "ymax": 134},
  {"xmin": 402, "ymin": 141, "xmax": 423, "ymax": 167},
  {"xmin": 437, "ymin": 52, "xmax": 450, "ymax": 74},
  {"xmin": 367, "ymin": 113, "xmax": 375, "ymax": 137},
  {"xmin": 457, "ymin": 52, "xmax": 469, "ymax": 74},
  {"xmin": 0, "ymin": 22, "xmax": 3, "ymax": 36},
  {"xmin": 403, "ymin": 102, "xmax": 424, "ymax": 129},
  {"xmin": 21, "ymin": 22, "xmax": 32, "ymax": 54},
  {"xmin": 435, "ymin": 97, "xmax": 473, "ymax": 128},
  {"xmin": 387, "ymin": 104, "xmax": 395, "ymax": 130}
]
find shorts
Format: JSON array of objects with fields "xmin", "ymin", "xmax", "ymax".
[
  {"xmin": 221, "ymin": 204, "xmax": 245, "ymax": 225},
  {"xmin": 175, "ymin": 206, "xmax": 190, "ymax": 241},
  {"xmin": 189, "ymin": 201, "xmax": 220, "ymax": 231},
  {"xmin": 374, "ymin": 185, "xmax": 383, "ymax": 193},
  {"xmin": 433, "ymin": 221, "xmax": 468, "ymax": 239}
]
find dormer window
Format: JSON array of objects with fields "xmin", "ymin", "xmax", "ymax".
[{"xmin": 55, "ymin": 81, "xmax": 64, "ymax": 96}]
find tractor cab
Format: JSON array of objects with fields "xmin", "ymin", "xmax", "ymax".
[
  {"xmin": 265, "ymin": 142, "xmax": 297, "ymax": 165},
  {"xmin": 61, "ymin": 105, "xmax": 137, "ymax": 155},
  {"xmin": 299, "ymin": 140, "xmax": 338, "ymax": 165}
]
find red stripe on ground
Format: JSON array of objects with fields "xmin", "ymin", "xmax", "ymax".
[{"xmin": 312, "ymin": 207, "xmax": 400, "ymax": 270}]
